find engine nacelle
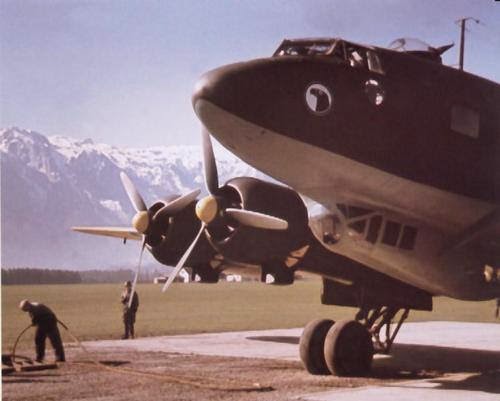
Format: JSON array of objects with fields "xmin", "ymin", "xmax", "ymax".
[
  {"xmin": 150, "ymin": 198, "xmax": 215, "ymax": 267},
  {"xmin": 205, "ymin": 177, "xmax": 311, "ymax": 266}
]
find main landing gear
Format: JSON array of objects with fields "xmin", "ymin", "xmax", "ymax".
[{"xmin": 299, "ymin": 306, "xmax": 410, "ymax": 376}]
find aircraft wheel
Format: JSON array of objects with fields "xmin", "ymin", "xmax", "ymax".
[
  {"xmin": 299, "ymin": 318, "xmax": 335, "ymax": 375},
  {"xmin": 324, "ymin": 319, "xmax": 373, "ymax": 376}
]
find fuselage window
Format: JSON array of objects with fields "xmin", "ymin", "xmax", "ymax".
[
  {"xmin": 348, "ymin": 220, "xmax": 366, "ymax": 234},
  {"xmin": 399, "ymin": 226, "xmax": 418, "ymax": 250},
  {"xmin": 347, "ymin": 206, "xmax": 372, "ymax": 218},
  {"xmin": 451, "ymin": 104, "xmax": 479, "ymax": 138},
  {"xmin": 382, "ymin": 220, "xmax": 401, "ymax": 246},
  {"xmin": 337, "ymin": 204, "xmax": 348, "ymax": 216},
  {"xmin": 366, "ymin": 215, "xmax": 382, "ymax": 244}
]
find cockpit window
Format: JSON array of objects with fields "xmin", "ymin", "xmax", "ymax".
[
  {"xmin": 389, "ymin": 38, "xmax": 434, "ymax": 52},
  {"xmin": 345, "ymin": 43, "xmax": 367, "ymax": 68},
  {"xmin": 388, "ymin": 37, "xmax": 453, "ymax": 64},
  {"xmin": 367, "ymin": 51, "xmax": 384, "ymax": 74},
  {"xmin": 343, "ymin": 42, "xmax": 385, "ymax": 74},
  {"xmin": 273, "ymin": 39, "xmax": 337, "ymax": 57},
  {"xmin": 273, "ymin": 38, "xmax": 385, "ymax": 74}
]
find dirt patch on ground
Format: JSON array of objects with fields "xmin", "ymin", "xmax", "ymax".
[{"xmin": 3, "ymin": 345, "xmax": 435, "ymax": 401}]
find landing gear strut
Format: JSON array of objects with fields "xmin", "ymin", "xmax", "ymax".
[
  {"xmin": 299, "ymin": 306, "xmax": 410, "ymax": 376},
  {"xmin": 357, "ymin": 306, "xmax": 409, "ymax": 354}
]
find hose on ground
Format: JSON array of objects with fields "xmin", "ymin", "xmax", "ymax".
[
  {"xmin": 11, "ymin": 324, "xmax": 34, "ymax": 366},
  {"xmin": 10, "ymin": 320, "xmax": 273, "ymax": 392}
]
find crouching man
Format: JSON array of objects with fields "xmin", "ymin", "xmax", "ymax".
[{"xmin": 19, "ymin": 299, "xmax": 66, "ymax": 362}]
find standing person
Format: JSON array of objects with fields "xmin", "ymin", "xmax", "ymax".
[
  {"xmin": 121, "ymin": 281, "xmax": 139, "ymax": 339},
  {"xmin": 19, "ymin": 300, "xmax": 66, "ymax": 362}
]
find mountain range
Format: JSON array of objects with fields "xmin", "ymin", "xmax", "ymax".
[{"xmin": 0, "ymin": 127, "xmax": 262, "ymax": 269}]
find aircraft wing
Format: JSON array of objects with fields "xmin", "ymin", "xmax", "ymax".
[
  {"xmin": 447, "ymin": 209, "xmax": 500, "ymax": 266},
  {"xmin": 449, "ymin": 208, "xmax": 500, "ymax": 250},
  {"xmin": 71, "ymin": 226, "xmax": 142, "ymax": 241}
]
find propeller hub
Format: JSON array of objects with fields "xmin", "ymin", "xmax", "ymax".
[
  {"xmin": 196, "ymin": 195, "xmax": 219, "ymax": 224},
  {"xmin": 132, "ymin": 211, "xmax": 149, "ymax": 233}
]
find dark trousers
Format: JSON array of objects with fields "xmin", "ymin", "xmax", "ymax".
[
  {"xmin": 35, "ymin": 322, "xmax": 65, "ymax": 362},
  {"xmin": 123, "ymin": 311, "xmax": 136, "ymax": 339}
]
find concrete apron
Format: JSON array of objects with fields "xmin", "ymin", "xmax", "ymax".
[{"xmin": 85, "ymin": 321, "xmax": 500, "ymax": 401}]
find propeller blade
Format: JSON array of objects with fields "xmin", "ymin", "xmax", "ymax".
[
  {"xmin": 120, "ymin": 171, "xmax": 147, "ymax": 212},
  {"xmin": 201, "ymin": 128, "xmax": 219, "ymax": 195},
  {"xmin": 162, "ymin": 223, "xmax": 206, "ymax": 292},
  {"xmin": 225, "ymin": 208, "xmax": 289, "ymax": 230},
  {"xmin": 152, "ymin": 189, "xmax": 201, "ymax": 221},
  {"xmin": 129, "ymin": 237, "xmax": 146, "ymax": 308},
  {"xmin": 71, "ymin": 226, "xmax": 142, "ymax": 241}
]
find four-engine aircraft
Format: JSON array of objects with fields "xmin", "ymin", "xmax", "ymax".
[{"xmin": 73, "ymin": 36, "xmax": 500, "ymax": 377}]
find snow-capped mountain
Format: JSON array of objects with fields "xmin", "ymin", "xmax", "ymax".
[{"xmin": 0, "ymin": 127, "xmax": 262, "ymax": 269}]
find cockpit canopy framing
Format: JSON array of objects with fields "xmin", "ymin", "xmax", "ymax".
[{"xmin": 273, "ymin": 38, "xmax": 385, "ymax": 75}]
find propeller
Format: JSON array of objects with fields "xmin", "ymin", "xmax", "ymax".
[
  {"xmin": 160, "ymin": 128, "xmax": 289, "ymax": 289},
  {"xmin": 120, "ymin": 171, "xmax": 200, "ymax": 235},
  {"xmin": 120, "ymin": 171, "xmax": 147, "ymax": 212},
  {"xmin": 129, "ymin": 238, "xmax": 146, "ymax": 308},
  {"xmin": 224, "ymin": 208, "xmax": 288, "ymax": 230},
  {"xmin": 197, "ymin": 128, "xmax": 288, "ymax": 230},
  {"xmin": 202, "ymin": 127, "xmax": 219, "ymax": 195},
  {"xmin": 153, "ymin": 188, "xmax": 200, "ymax": 221},
  {"xmin": 161, "ymin": 223, "xmax": 206, "ymax": 292},
  {"xmin": 119, "ymin": 171, "xmax": 200, "ymax": 298}
]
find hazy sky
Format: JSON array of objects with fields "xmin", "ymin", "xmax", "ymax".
[{"xmin": 1, "ymin": 0, "xmax": 499, "ymax": 147}]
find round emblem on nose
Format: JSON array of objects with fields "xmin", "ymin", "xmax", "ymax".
[{"xmin": 305, "ymin": 83, "xmax": 332, "ymax": 115}]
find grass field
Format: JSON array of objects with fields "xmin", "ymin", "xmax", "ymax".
[{"xmin": 2, "ymin": 280, "xmax": 498, "ymax": 352}]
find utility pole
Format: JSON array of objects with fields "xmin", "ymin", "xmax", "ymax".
[{"xmin": 456, "ymin": 17, "xmax": 480, "ymax": 71}]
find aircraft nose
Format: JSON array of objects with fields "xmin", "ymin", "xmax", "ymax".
[
  {"xmin": 192, "ymin": 58, "xmax": 290, "ymax": 140},
  {"xmin": 191, "ymin": 72, "xmax": 212, "ymax": 108},
  {"xmin": 192, "ymin": 57, "xmax": 321, "ymax": 146},
  {"xmin": 192, "ymin": 62, "xmax": 245, "ymax": 115}
]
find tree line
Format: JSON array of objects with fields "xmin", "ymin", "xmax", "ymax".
[
  {"xmin": 1, "ymin": 268, "xmax": 164, "ymax": 285},
  {"xmin": 2, "ymin": 268, "xmax": 82, "ymax": 285}
]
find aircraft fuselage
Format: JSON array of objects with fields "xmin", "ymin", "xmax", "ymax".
[{"xmin": 193, "ymin": 38, "xmax": 500, "ymax": 301}]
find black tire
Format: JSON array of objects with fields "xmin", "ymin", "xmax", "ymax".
[
  {"xmin": 299, "ymin": 319, "xmax": 335, "ymax": 375},
  {"xmin": 324, "ymin": 319, "xmax": 373, "ymax": 377}
]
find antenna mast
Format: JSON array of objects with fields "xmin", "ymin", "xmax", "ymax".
[{"xmin": 456, "ymin": 17, "xmax": 480, "ymax": 71}]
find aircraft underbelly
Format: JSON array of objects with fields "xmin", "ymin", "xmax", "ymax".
[{"xmin": 195, "ymin": 100, "xmax": 498, "ymax": 299}]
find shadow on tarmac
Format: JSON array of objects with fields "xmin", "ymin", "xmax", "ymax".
[
  {"xmin": 246, "ymin": 335, "xmax": 500, "ymax": 393},
  {"xmin": 246, "ymin": 335, "xmax": 299, "ymax": 344},
  {"xmin": 377, "ymin": 343, "xmax": 500, "ymax": 373},
  {"xmin": 425, "ymin": 370, "xmax": 500, "ymax": 394},
  {"xmin": 98, "ymin": 360, "xmax": 130, "ymax": 367},
  {"xmin": 375, "ymin": 343, "xmax": 500, "ymax": 393}
]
